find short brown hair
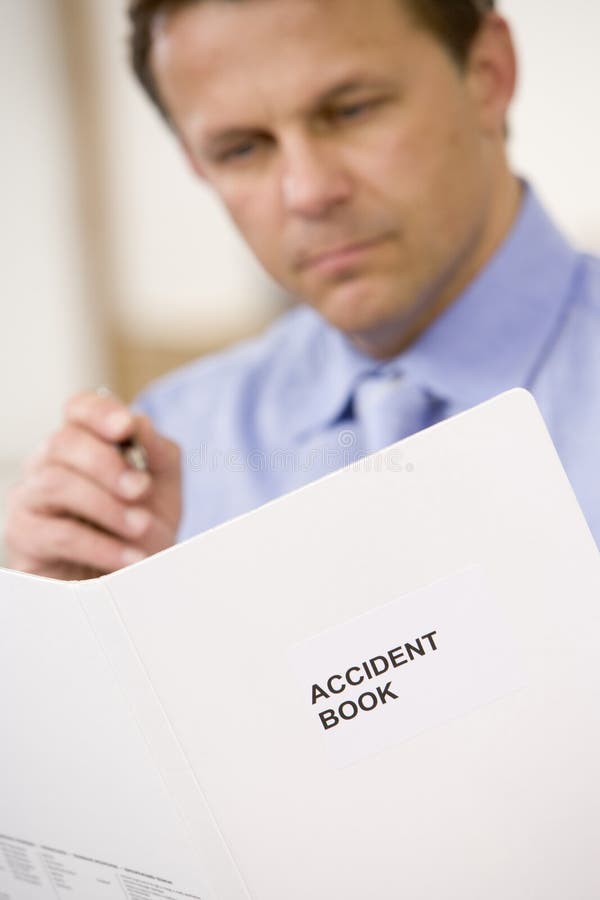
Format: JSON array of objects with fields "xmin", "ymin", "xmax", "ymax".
[{"xmin": 128, "ymin": 0, "xmax": 496, "ymax": 122}]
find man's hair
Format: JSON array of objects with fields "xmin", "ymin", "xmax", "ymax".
[{"xmin": 128, "ymin": 0, "xmax": 496, "ymax": 123}]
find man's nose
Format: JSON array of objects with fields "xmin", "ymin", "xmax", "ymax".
[{"xmin": 280, "ymin": 137, "xmax": 352, "ymax": 219}]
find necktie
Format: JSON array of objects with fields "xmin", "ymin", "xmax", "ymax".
[{"xmin": 353, "ymin": 371, "xmax": 441, "ymax": 454}]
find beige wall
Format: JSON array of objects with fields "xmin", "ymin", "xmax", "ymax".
[
  {"xmin": 504, "ymin": 0, "xmax": 600, "ymax": 251},
  {"xmin": 89, "ymin": 0, "xmax": 285, "ymax": 346},
  {"xmin": 0, "ymin": 0, "xmax": 105, "ymax": 462}
]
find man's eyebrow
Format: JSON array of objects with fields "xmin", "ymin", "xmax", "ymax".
[
  {"xmin": 201, "ymin": 126, "xmax": 261, "ymax": 152},
  {"xmin": 315, "ymin": 77, "xmax": 396, "ymax": 104},
  {"xmin": 198, "ymin": 77, "xmax": 396, "ymax": 152}
]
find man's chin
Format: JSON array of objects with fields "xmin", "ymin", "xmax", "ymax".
[
  {"xmin": 315, "ymin": 288, "xmax": 431, "ymax": 360},
  {"xmin": 312, "ymin": 278, "xmax": 405, "ymax": 346}
]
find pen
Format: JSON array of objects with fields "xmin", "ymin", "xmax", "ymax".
[
  {"xmin": 96, "ymin": 386, "xmax": 149, "ymax": 472},
  {"xmin": 118, "ymin": 436, "xmax": 149, "ymax": 472}
]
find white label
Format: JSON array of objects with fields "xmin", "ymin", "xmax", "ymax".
[{"xmin": 288, "ymin": 566, "xmax": 526, "ymax": 769}]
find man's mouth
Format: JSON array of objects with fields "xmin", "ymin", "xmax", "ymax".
[{"xmin": 297, "ymin": 235, "xmax": 391, "ymax": 275}]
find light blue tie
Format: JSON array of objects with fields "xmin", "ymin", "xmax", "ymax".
[
  {"xmin": 288, "ymin": 371, "xmax": 444, "ymax": 489},
  {"xmin": 353, "ymin": 371, "xmax": 441, "ymax": 453}
]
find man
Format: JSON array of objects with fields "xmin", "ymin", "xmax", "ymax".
[{"xmin": 4, "ymin": 0, "xmax": 600, "ymax": 578}]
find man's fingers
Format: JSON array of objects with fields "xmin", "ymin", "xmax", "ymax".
[
  {"xmin": 5, "ymin": 508, "xmax": 146, "ymax": 575},
  {"xmin": 38, "ymin": 424, "xmax": 152, "ymax": 502},
  {"xmin": 11, "ymin": 559, "xmax": 103, "ymax": 581},
  {"xmin": 133, "ymin": 414, "xmax": 181, "ymax": 477},
  {"xmin": 5, "ymin": 391, "xmax": 182, "ymax": 580},
  {"xmin": 64, "ymin": 390, "xmax": 136, "ymax": 444},
  {"xmin": 17, "ymin": 465, "xmax": 154, "ymax": 544},
  {"xmin": 62, "ymin": 392, "xmax": 180, "ymax": 484}
]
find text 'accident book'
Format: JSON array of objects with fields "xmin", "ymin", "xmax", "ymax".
[{"xmin": 1, "ymin": 389, "xmax": 599, "ymax": 900}]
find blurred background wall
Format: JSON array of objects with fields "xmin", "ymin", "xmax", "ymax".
[{"xmin": 1, "ymin": 0, "xmax": 599, "ymax": 536}]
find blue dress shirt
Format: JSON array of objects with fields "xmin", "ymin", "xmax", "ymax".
[{"xmin": 136, "ymin": 186, "xmax": 600, "ymax": 547}]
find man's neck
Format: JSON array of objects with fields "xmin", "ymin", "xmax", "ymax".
[{"xmin": 351, "ymin": 170, "xmax": 523, "ymax": 361}]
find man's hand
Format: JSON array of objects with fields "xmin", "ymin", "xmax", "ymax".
[{"xmin": 4, "ymin": 391, "xmax": 181, "ymax": 580}]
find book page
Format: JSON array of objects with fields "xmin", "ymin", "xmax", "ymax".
[
  {"xmin": 0, "ymin": 567, "xmax": 226, "ymax": 900},
  {"xmin": 77, "ymin": 579, "xmax": 251, "ymax": 900},
  {"xmin": 97, "ymin": 391, "xmax": 600, "ymax": 900}
]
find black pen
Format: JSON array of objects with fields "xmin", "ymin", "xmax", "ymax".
[
  {"xmin": 118, "ymin": 436, "xmax": 149, "ymax": 472},
  {"xmin": 97, "ymin": 386, "xmax": 149, "ymax": 472}
]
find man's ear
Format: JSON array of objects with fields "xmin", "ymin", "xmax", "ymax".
[{"xmin": 466, "ymin": 13, "xmax": 517, "ymax": 136}]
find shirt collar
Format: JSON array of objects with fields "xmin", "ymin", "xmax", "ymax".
[
  {"xmin": 268, "ymin": 308, "xmax": 374, "ymax": 441},
  {"xmin": 390, "ymin": 183, "xmax": 581, "ymax": 408},
  {"xmin": 281, "ymin": 183, "xmax": 581, "ymax": 440}
]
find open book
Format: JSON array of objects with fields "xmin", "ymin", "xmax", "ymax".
[{"xmin": 2, "ymin": 389, "xmax": 599, "ymax": 900}]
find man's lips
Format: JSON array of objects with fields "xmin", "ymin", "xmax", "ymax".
[{"xmin": 297, "ymin": 235, "xmax": 390, "ymax": 275}]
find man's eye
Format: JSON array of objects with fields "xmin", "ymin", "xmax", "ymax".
[
  {"xmin": 333, "ymin": 100, "xmax": 377, "ymax": 121},
  {"xmin": 219, "ymin": 142, "xmax": 257, "ymax": 163}
]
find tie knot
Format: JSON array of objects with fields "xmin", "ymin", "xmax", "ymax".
[{"xmin": 353, "ymin": 370, "xmax": 439, "ymax": 452}]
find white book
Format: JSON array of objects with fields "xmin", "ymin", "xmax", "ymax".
[{"xmin": 1, "ymin": 388, "xmax": 599, "ymax": 900}]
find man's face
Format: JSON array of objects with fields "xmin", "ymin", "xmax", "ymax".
[{"xmin": 153, "ymin": 0, "xmax": 505, "ymax": 356}]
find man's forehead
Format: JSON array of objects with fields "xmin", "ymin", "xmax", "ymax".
[
  {"xmin": 152, "ymin": 0, "xmax": 416, "ymax": 131},
  {"xmin": 152, "ymin": 0, "xmax": 414, "ymax": 77}
]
